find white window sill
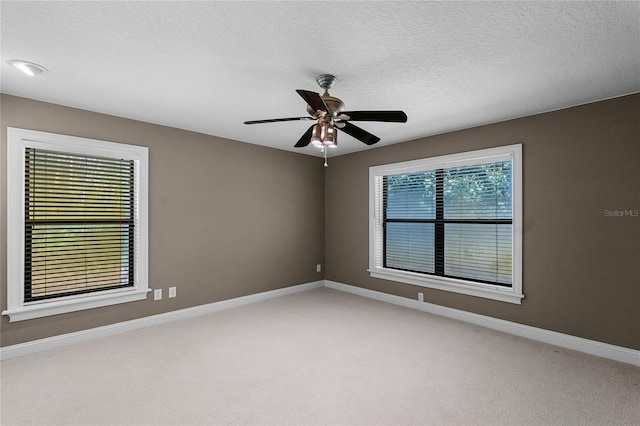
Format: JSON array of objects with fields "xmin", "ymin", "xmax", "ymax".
[
  {"xmin": 369, "ymin": 268, "xmax": 524, "ymax": 304},
  {"xmin": 2, "ymin": 288, "xmax": 151, "ymax": 322}
]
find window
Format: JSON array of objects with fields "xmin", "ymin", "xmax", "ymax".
[
  {"xmin": 369, "ymin": 144, "xmax": 523, "ymax": 304},
  {"xmin": 4, "ymin": 128, "xmax": 149, "ymax": 321}
]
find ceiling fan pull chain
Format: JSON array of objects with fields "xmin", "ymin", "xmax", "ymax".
[{"xmin": 323, "ymin": 147, "xmax": 328, "ymax": 167}]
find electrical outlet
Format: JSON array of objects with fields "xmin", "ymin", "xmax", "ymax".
[
  {"xmin": 418, "ymin": 292, "xmax": 424, "ymax": 302},
  {"xmin": 154, "ymin": 289, "xmax": 162, "ymax": 301},
  {"xmin": 316, "ymin": 264, "xmax": 322, "ymax": 272},
  {"xmin": 169, "ymin": 287, "xmax": 176, "ymax": 298}
]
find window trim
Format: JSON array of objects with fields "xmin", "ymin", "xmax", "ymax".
[
  {"xmin": 4, "ymin": 128, "xmax": 149, "ymax": 322},
  {"xmin": 369, "ymin": 144, "xmax": 523, "ymax": 304}
]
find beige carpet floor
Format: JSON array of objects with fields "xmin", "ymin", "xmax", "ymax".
[{"xmin": 1, "ymin": 287, "xmax": 639, "ymax": 425}]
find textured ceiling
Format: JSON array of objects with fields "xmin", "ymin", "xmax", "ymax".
[{"xmin": 1, "ymin": 1, "xmax": 639, "ymax": 157}]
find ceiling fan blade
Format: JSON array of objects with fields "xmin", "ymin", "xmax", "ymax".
[
  {"xmin": 339, "ymin": 122, "xmax": 380, "ymax": 145},
  {"xmin": 244, "ymin": 117, "xmax": 313, "ymax": 125},
  {"xmin": 296, "ymin": 89, "xmax": 329, "ymax": 114},
  {"xmin": 340, "ymin": 111, "xmax": 408, "ymax": 123},
  {"xmin": 294, "ymin": 125, "xmax": 316, "ymax": 148}
]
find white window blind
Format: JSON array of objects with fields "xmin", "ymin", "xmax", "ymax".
[
  {"xmin": 384, "ymin": 171, "xmax": 436, "ymax": 274},
  {"xmin": 24, "ymin": 148, "xmax": 136, "ymax": 301},
  {"xmin": 383, "ymin": 162, "xmax": 512, "ymax": 286}
]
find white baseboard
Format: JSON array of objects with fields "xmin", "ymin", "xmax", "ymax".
[
  {"xmin": 324, "ymin": 280, "xmax": 640, "ymax": 367},
  {"xmin": 0, "ymin": 281, "xmax": 324, "ymax": 361}
]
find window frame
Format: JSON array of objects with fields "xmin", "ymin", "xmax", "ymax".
[
  {"xmin": 369, "ymin": 144, "xmax": 523, "ymax": 304},
  {"xmin": 4, "ymin": 128, "xmax": 149, "ymax": 322}
]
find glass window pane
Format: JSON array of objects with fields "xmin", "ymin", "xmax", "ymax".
[
  {"xmin": 29, "ymin": 224, "xmax": 132, "ymax": 298},
  {"xmin": 444, "ymin": 224, "xmax": 512, "ymax": 285},
  {"xmin": 385, "ymin": 172, "xmax": 436, "ymax": 219},
  {"xmin": 385, "ymin": 222, "xmax": 435, "ymax": 273},
  {"xmin": 443, "ymin": 162, "xmax": 512, "ymax": 219}
]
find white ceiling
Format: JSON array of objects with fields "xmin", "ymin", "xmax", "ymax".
[{"xmin": 2, "ymin": 1, "xmax": 639, "ymax": 157}]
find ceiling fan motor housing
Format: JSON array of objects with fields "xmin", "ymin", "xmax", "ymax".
[
  {"xmin": 305, "ymin": 74, "xmax": 346, "ymax": 117},
  {"xmin": 307, "ymin": 93, "xmax": 345, "ymax": 117}
]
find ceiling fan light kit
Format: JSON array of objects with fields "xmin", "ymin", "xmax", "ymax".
[
  {"xmin": 244, "ymin": 74, "xmax": 407, "ymax": 165},
  {"xmin": 310, "ymin": 122, "xmax": 338, "ymax": 149}
]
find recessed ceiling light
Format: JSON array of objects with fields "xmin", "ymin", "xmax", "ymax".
[{"xmin": 8, "ymin": 60, "xmax": 47, "ymax": 77}]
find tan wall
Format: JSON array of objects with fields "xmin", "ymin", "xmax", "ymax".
[
  {"xmin": 2, "ymin": 94, "xmax": 639, "ymax": 351},
  {"xmin": 325, "ymin": 94, "xmax": 640, "ymax": 350},
  {"xmin": 1, "ymin": 94, "xmax": 325, "ymax": 347}
]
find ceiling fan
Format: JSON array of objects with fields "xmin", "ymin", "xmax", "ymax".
[{"xmin": 244, "ymin": 74, "xmax": 408, "ymax": 150}]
